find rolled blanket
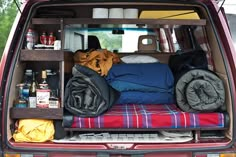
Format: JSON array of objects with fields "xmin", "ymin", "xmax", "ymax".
[
  {"xmin": 175, "ymin": 69, "xmax": 225, "ymax": 112},
  {"xmin": 64, "ymin": 65, "xmax": 120, "ymax": 117}
]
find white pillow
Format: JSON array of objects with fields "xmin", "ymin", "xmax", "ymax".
[{"xmin": 121, "ymin": 55, "xmax": 159, "ymax": 63}]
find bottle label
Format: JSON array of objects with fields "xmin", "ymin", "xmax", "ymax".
[
  {"xmin": 26, "ymin": 29, "xmax": 35, "ymax": 49},
  {"xmin": 49, "ymin": 100, "xmax": 59, "ymax": 108},
  {"xmin": 29, "ymin": 97, "xmax": 37, "ymax": 108},
  {"xmin": 36, "ymin": 89, "xmax": 50, "ymax": 108},
  {"xmin": 39, "ymin": 83, "xmax": 49, "ymax": 89},
  {"xmin": 22, "ymin": 88, "xmax": 29, "ymax": 100}
]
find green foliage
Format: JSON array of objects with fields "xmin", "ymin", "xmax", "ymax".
[
  {"xmin": 88, "ymin": 31, "xmax": 122, "ymax": 52},
  {"xmin": 0, "ymin": 1, "xmax": 17, "ymax": 57}
]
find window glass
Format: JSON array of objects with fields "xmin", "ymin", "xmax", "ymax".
[
  {"xmin": 218, "ymin": 0, "xmax": 236, "ymax": 48},
  {"xmin": 88, "ymin": 27, "xmax": 151, "ymax": 52},
  {"xmin": 226, "ymin": 14, "xmax": 236, "ymax": 48}
]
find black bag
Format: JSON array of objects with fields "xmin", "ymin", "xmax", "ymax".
[{"xmin": 168, "ymin": 50, "xmax": 208, "ymax": 79}]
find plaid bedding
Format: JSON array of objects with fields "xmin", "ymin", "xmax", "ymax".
[{"xmin": 70, "ymin": 104, "xmax": 225, "ymax": 129}]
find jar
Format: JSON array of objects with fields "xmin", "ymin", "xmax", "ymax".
[
  {"xmin": 48, "ymin": 32, "xmax": 56, "ymax": 45},
  {"xmin": 40, "ymin": 31, "xmax": 48, "ymax": 45}
]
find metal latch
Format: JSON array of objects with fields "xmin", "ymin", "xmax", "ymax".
[{"xmin": 107, "ymin": 144, "xmax": 134, "ymax": 150}]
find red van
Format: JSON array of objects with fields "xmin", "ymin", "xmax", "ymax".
[{"xmin": 1, "ymin": 0, "xmax": 236, "ymax": 156}]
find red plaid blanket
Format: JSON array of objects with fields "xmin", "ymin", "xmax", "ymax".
[{"xmin": 71, "ymin": 104, "xmax": 225, "ymax": 129}]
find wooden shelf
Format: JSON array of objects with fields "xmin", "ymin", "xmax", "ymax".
[
  {"xmin": 10, "ymin": 108, "xmax": 63, "ymax": 119},
  {"xmin": 32, "ymin": 18, "xmax": 206, "ymax": 26},
  {"xmin": 32, "ymin": 18, "xmax": 62, "ymax": 24},
  {"xmin": 20, "ymin": 50, "xmax": 64, "ymax": 61}
]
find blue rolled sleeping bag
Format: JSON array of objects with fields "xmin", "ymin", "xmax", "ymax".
[{"xmin": 106, "ymin": 63, "xmax": 175, "ymax": 104}]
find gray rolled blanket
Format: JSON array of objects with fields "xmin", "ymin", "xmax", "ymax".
[
  {"xmin": 175, "ymin": 69, "xmax": 225, "ymax": 112},
  {"xmin": 64, "ymin": 65, "xmax": 120, "ymax": 117}
]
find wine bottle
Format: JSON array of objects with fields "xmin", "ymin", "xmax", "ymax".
[
  {"xmin": 29, "ymin": 72, "xmax": 38, "ymax": 108},
  {"xmin": 39, "ymin": 70, "xmax": 49, "ymax": 89}
]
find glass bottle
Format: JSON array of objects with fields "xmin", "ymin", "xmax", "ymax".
[
  {"xmin": 49, "ymin": 90, "xmax": 60, "ymax": 108},
  {"xmin": 48, "ymin": 32, "xmax": 56, "ymax": 45},
  {"xmin": 39, "ymin": 70, "xmax": 49, "ymax": 89},
  {"xmin": 37, "ymin": 70, "xmax": 50, "ymax": 108},
  {"xmin": 22, "ymin": 69, "xmax": 32, "ymax": 101},
  {"xmin": 40, "ymin": 31, "xmax": 48, "ymax": 45},
  {"xmin": 25, "ymin": 28, "xmax": 35, "ymax": 50},
  {"xmin": 29, "ymin": 72, "xmax": 38, "ymax": 108},
  {"xmin": 13, "ymin": 84, "xmax": 28, "ymax": 108}
]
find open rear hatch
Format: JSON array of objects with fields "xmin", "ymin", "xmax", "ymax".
[{"xmin": 3, "ymin": 0, "xmax": 235, "ymax": 153}]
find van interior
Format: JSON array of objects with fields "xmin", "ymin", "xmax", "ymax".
[{"xmin": 5, "ymin": 1, "xmax": 234, "ymax": 150}]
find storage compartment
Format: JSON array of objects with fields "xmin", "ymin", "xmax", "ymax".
[{"xmin": 4, "ymin": 1, "xmax": 234, "ymax": 151}]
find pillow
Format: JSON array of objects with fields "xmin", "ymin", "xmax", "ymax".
[{"xmin": 121, "ymin": 55, "xmax": 159, "ymax": 63}]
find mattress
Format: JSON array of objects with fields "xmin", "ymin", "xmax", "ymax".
[{"xmin": 63, "ymin": 104, "xmax": 227, "ymax": 129}]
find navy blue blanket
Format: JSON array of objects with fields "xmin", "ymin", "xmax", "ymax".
[
  {"xmin": 106, "ymin": 63, "xmax": 174, "ymax": 92},
  {"xmin": 106, "ymin": 63, "xmax": 174, "ymax": 104},
  {"xmin": 117, "ymin": 91, "xmax": 174, "ymax": 104}
]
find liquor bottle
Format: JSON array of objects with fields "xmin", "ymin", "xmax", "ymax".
[
  {"xmin": 36, "ymin": 70, "xmax": 50, "ymax": 108},
  {"xmin": 29, "ymin": 72, "xmax": 38, "ymax": 108},
  {"xmin": 22, "ymin": 69, "xmax": 32, "ymax": 101},
  {"xmin": 13, "ymin": 84, "xmax": 28, "ymax": 108},
  {"xmin": 39, "ymin": 70, "xmax": 49, "ymax": 89},
  {"xmin": 49, "ymin": 90, "xmax": 60, "ymax": 108}
]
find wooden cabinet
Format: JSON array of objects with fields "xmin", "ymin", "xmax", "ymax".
[{"xmin": 10, "ymin": 17, "xmax": 206, "ymax": 120}]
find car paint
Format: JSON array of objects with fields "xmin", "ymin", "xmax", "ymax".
[{"xmin": 1, "ymin": 0, "xmax": 236, "ymax": 156}]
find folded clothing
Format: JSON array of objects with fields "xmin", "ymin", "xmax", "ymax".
[
  {"xmin": 64, "ymin": 65, "xmax": 120, "ymax": 117},
  {"xmin": 73, "ymin": 49, "xmax": 121, "ymax": 76}
]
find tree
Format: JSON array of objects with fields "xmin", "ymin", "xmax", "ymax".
[
  {"xmin": 0, "ymin": 0, "xmax": 12, "ymax": 12},
  {"xmin": 0, "ymin": 0, "xmax": 18, "ymax": 57}
]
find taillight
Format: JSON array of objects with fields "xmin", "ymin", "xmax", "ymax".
[
  {"xmin": 195, "ymin": 153, "xmax": 236, "ymax": 157},
  {"xmin": 4, "ymin": 153, "xmax": 47, "ymax": 157}
]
